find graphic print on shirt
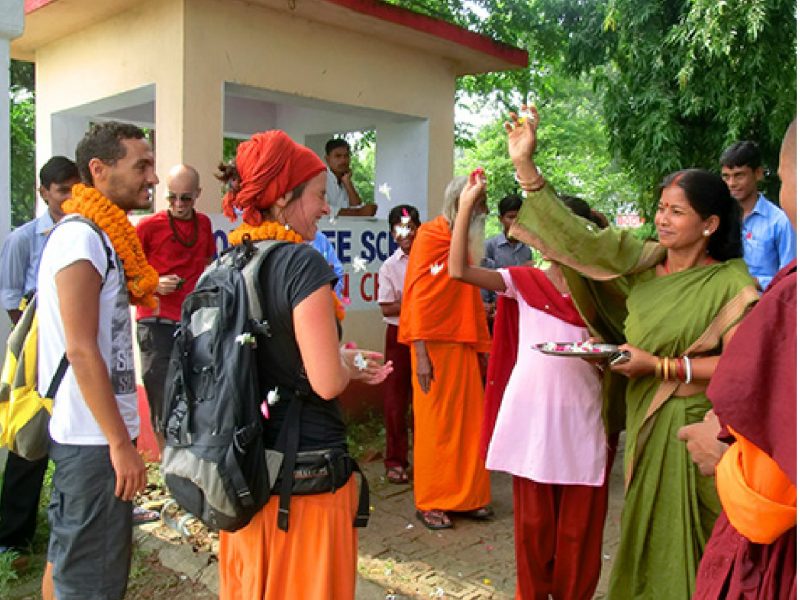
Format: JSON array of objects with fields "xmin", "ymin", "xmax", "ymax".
[{"xmin": 111, "ymin": 259, "xmax": 136, "ymax": 395}]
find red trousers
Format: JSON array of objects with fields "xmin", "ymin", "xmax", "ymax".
[
  {"xmin": 382, "ymin": 324, "xmax": 412, "ymax": 469},
  {"xmin": 513, "ymin": 438, "xmax": 616, "ymax": 600}
]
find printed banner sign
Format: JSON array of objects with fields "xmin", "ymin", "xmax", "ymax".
[{"xmin": 209, "ymin": 215, "xmax": 395, "ymax": 311}]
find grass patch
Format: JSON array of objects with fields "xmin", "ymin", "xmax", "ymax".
[
  {"xmin": 0, "ymin": 549, "xmax": 20, "ymax": 597},
  {"xmin": 344, "ymin": 410, "xmax": 386, "ymax": 461}
]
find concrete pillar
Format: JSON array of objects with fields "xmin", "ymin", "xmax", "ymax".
[
  {"xmin": 49, "ymin": 113, "xmax": 91, "ymax": 162},
  {"xmin": 374, "ymin": 121, "xmax": 429, "ymax": 221},
  {"xmin": 0, "ymin": 0, "xmax": 24, "ymax": 348},
  {"xmin": 155, "ymin": 61, "xmax": 223, "ymax": 215}
]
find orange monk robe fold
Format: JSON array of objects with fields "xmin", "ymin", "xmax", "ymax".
[
  {"xmin": 399, "ymin": 215, "xmax": 492, "ymax": 512},
  {"xmin": 716, "ymin": 428, "xmax": 796, "ymax": 545},
  {"xmin": 398, "ymin": 215, "xmax": 492, "ymax": 351}
]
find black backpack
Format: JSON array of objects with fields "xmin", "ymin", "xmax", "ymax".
[{"xmin": 161, "ymin": 237, "xmax": 283, "ymax": 532}]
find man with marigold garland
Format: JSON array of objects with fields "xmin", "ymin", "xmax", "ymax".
[
  {"xmin": 135, "ymin": 164, "xmax": 215, "ymax": 452},
  {"xmin": 38, "ymin": 121, "xmax": 159, "ymax": 600}
]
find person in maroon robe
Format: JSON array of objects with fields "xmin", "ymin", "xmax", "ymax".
[{"xmin": 678, "ymin": 119, "xmax": 797, "ymax": 599}]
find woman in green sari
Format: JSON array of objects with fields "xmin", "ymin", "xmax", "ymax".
[{"xmin": 503, "ymin": 107, "xmax": 758, "ymax": 599}]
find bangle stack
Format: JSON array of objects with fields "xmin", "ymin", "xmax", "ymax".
[
  {"xmin": 653, "ymin": 355, "xmax": 693, "ymax": 383},
  {"xmin": 515, "ymin": 170, "xmax": 547, "ymax": 193}
]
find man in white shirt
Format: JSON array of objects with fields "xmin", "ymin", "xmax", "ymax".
[
  {"xmin": 39, "ymin": 122, "xmax": 158, "ymax": 600},
  {"xmin": 377, "ymin": 204, "xmax": 420, "ymax": 484},
  {"xmin": 324, "ymin": 138, "xmax": 376, "ymax": 217}
]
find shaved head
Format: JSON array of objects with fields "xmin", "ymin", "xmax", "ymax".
[
  {"xmin": 778, "ymin": 119, "xmax": 797, "ymax": 228},
  {"xmin": 166, "ymin": 164, "xmax": 201, "ymax": 220},
  {"xmin": 167, "ymin": 164, "xmax": 200, "ymax": 190}
]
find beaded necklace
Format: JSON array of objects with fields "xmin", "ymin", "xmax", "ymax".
[{"xmin": 168, "ymin": 210, "xmax": 199, "ymax": 248}]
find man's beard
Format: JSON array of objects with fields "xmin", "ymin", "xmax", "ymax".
[{"xmin": 468, "ymin": 213, "xmax": 486, "ymax": 264}]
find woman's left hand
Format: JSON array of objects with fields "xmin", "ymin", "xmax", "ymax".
[
  {"xmin": 341, "ymin": 348, "xmax": 394, "ymax": 385},
  {"xmin": 608, "ymin": 344, "xmax": 658, "ymax": 379},
  {"xmin": 457, "ymin": 168, "xmax": 487, "ymax": 214}
]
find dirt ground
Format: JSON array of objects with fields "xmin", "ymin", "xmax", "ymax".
[
  {"xmin": 7, "ymin": 547, "xmax": 215, "ymax": 600},
  {"xmin": 125, "ymin": 551, "xmax": 216, "ymax": 600}
]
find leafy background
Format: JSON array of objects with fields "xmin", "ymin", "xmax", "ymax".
[{"xmin": 9, "ymin": 0, "xmax": 796, "ymax": 235}]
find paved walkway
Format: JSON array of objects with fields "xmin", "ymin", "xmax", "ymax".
[{"xmin": 134, "ymin": 440, "xmax": 625, "ymax": 599}]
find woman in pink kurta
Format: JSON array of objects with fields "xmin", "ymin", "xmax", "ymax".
[
  {"xmin": 450, "ymin": 172, "xmax": 613, "ymax": 600},
  {"xmin": 486, "ymin": 269, "xmax": 606, "ymax": 485}
]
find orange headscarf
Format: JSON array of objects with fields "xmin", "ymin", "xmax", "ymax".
[{"xmin": 222, "ymin": 130, "xmax": 326, "ymax": 226}]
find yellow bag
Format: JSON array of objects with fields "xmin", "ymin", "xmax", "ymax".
[
  {"xmin": 0, "ymin": 295, "xmax": 67, "ymax": 461},
  {"xmin": 0, "ymin": 215, "xmax": 110, "ymax": 460}
]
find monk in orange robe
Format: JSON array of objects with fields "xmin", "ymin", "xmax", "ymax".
[{"xmin": 398, "ymin": 175, "xmax": 492, "ymax": 529}]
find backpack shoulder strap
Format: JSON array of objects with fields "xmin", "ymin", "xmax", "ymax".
[
  {"xmin": 51, "ymin": 215, "xmax": 115, "ymax": 282},
  {"xmin": 241, "ymin": 240, "xmax": 288, "ymax": 325},
  {"xmin": 39, "ymin": 216, "xmax": 114, "ymax": 400}
]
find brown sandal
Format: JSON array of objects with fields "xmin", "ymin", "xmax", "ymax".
[
  {"xmin": 386, "ymin": 466, "xmax": 410, "ymax": 484},
  {"xmin": 416, "ymin": 509, "xmax": 453, "ymax": 530}
]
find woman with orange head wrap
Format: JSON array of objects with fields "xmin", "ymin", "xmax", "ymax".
[{"xmin": 216, "ymin": 131, "xmax": 392, "ymax": 600}]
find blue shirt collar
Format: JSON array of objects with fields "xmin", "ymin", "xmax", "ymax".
[
  {"xmin": 35, "ymin": 211, "xmax": 56, "ymax": 235},
  {"xmin": 751, "ymin": 193, "xmax": 769, "ymax": 217}
]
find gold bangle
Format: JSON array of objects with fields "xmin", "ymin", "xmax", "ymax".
[
  {"xmin": 518, "ymin": 175, "xmax": 546, "ymax": 192},
  {"xmin": 654, "ymin": 358, "xmax": 662, "ymax": 379}
]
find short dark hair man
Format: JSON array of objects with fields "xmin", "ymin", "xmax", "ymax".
[
  {"xmin": 39, "ymin": 122, "xmax": 157, "ymax": 600},
  {"xmin": 0, "ymin": 156, "xmax": 79, "ymax": 559},
  {"xmin": 481, "ymin": 193, "xmax": 532, "ymax": 310},
  {"xmin": 324, "ymin": 138, "xmax": 376, "ymax": 217},
  {"xmin": 720, "ymin": 140, "xmax": 796, "ymax": 290},
  {"xmin": 0, "ymin": 156, "xmax": 80, "ymax": 323},
  {"xmin": 135, "ymin": 164, "xmax": 215, "ymax": 451}
]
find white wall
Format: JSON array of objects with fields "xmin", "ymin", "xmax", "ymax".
[{"xmin": 0, "ymin": 0, "xmax": 24, "ymax": 350}]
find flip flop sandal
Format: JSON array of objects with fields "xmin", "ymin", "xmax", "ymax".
[
  {"xmin": 133, "ymin": 506, "xmax": 160, "ymax": 525},
  {"xmin": 416, "ymin": 509, "xmax": 453, "ymax": 530},
  {"xmin": 386, "ymin": 466, "xmax": 410, "ymax": 484}
]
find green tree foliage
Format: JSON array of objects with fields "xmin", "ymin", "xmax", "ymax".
[
  {"xmin": 457, "ymin": 73, "xmax": 639, "ymax": 236},
  {"xmin": 10, "ymin": 60, "xmax": 35, "ymax": 227},
  {"xmin": 393, "ymin": 0, "xmax": 796, "ymax": 216},
  {"xmin": 542, "ymin": 0, "xmax": 796, "ymax": 211},
  {"xmin": 346, "ymin": 130, "xmax": 376, "ymax": 205}
]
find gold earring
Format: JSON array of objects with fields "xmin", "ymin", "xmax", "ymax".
[{"xmin": 703, "ymin": 229, "xmax": 710, "ymax": 237}]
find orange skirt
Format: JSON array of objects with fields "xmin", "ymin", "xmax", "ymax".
[
  {"xmin": 411, "ymin": 341, "xmax": 491, "ymax": 511},
  {"xmin": 218, "ymin": 477, "xmax": 358, "ymax": 600}
]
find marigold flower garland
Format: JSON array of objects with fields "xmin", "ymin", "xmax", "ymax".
[
  {"xmin": 62, "ymin": 184, "xmax": 159, "ymax": 308},
  {"xmin": 228, "ymin": 220, "xmax": 304, "ymax": 246},
  {"xmin": 228, "ymin": 220, "xmax": 345, "ymax": 321}
]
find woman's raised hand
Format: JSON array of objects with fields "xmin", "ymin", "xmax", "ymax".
[
  {"xmin": 458, "ymin": 167, "xmax": 487, "ymax": 213},
  {"xmin": 504, "ymin": 105, "xmax": 539, "ymax": 165}
]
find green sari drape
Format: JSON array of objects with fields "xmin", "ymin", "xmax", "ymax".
[{"xmin": 511, "ymin": 184, "xmax": 758, "ymax": 599}]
